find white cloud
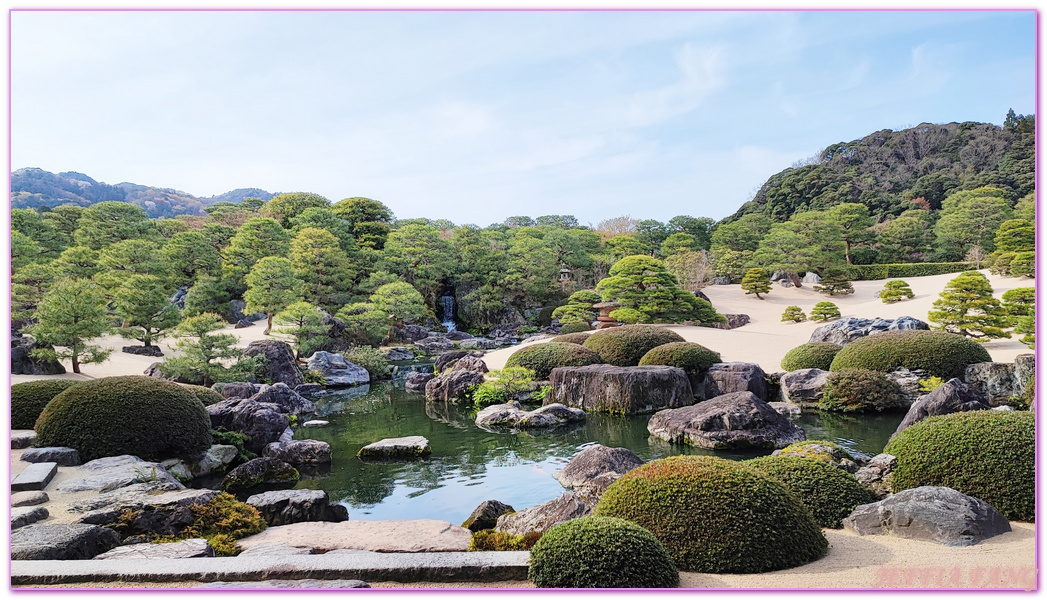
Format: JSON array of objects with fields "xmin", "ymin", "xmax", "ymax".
[{"xmin": 619, "ymin": 43, "xmax": 727, "ymax": 127}]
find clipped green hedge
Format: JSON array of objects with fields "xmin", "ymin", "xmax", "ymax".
[
  {"xmin": 594, "ymin": 455, "xmax": 828, "ymax": 573},
  {"xmin": 638, "ymin": 342, "xmax": 721, "ymax": 377},
  {"xmin": 828, "ymin": 330, "xmax": 991, "ymax": 380},
  {"xmin": 745, "ymin": 456, "xmax": 874, "ymax": 528},
  {"xmin": 35, "ymin": 375, "xmax": 213, "ymax": 462},
  {"xmin": 560, "ymin": 321, "xmax": 593, "ymax": 334},
  {"xmin": 846, "ymin": 262, "xmax": 973, "ymax": 281},
  {"xmin": 529, "ymin": 516, "xmax": 679, "ymax": 588},
  {"xmin": 780, "ymin": 342, "xmax": 842, "ymax": 371},
  {"xmin": 551, "ymin": 332, "xmax": 593, "ymax": 345},
  {"xmin": 885, "ymin": 410, "xmax": 1034, "ymax": 522},
  {"xmin": 12, "ymin": 380, "xmax": 81, "ymax": 430},
  {"xmin": 582, "ymin": 325, "xmax": 686, "ymax": 367},
  {"xmin": 819, "ymin": 368, "xmax": 906, "ymax": 413},
  {"xmin": 182, "ymin": 384, "xmax": 226, "ymax": 407},
  {"xmin": 504, "ymin": 342, "xmax": 603, "ymax": 379}
]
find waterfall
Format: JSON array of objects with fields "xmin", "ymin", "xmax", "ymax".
[{"xmin": 439, "ymin": 295, "xmax": 457, "ymax": 332}]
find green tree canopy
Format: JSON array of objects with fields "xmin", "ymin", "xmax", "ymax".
[
  {"xmin": 379, "ymin": 224, "xmax": 456, "ymax": 305},
  {"xmin": 711, "ymin": 213, "xmax": 772, "ymax": 253},
  {"xmin": 161, "ymin": 231, "xmax": 222, "ymax": 285},
  {"xmin": 274, "ymin": 301, "xmax": 330, "ymax": 359},
  {"xmin": 259, "ymin": 192, "xmax": 331, "ymax": 228},
  {"xmin": 113, "ymin": 274, "xmax": 181, "ymax": 347},
  {"xmin": 29, "ymin": 278, "xmax": 113, "ymax": 373},
  {"xmin": 928, "ymin": 271, "xmax": 1010, "ymax": 341},
  {"xmin": 162, "ymin": 313, "xmax": 259, "ymax": 386},
  {"xmin": 290, "ymin": 227, "xmax": 354, "ymax": 311},
  {"xmin": 52, "ymin": 245, "xmax": 100, "ymax": 280},
  {"xmin": 993, "ymin": 219, "xmax": 1035, "ymax": 254},
  {"xmin": 596, "ymin": 255, "xmax": 721, "ymax": 324},
  {"xmin": 94, "ymin": 239, "xmax": 164, "ymax": 292},
  {"xmin": 73, "ymin": 201, "xmax": 157, "ymax": 249},
  {"xmin": 370, "ymin": 282, "xmax": 428, "ymax": 326},
  {"xmin": 221, "ymin": 218, "xmax": 292, "ymax": 290},
  {"xmin": 740, "ymin": 268, "xmax": 771, "ymax": 299},
  {"xmin": 243, "ymin": 256, "xmax": 303, "ymax": 334}
]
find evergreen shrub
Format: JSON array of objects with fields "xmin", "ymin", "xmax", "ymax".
[
  {"xmin": 780, "ymin": 342, "xmax": 842, "ymax": 371},
  {"xmin": 582, "ymin": 325, "xmax": 685, "ymax": 367},
  {"xmin": 12, "ymin": 379, "xmax": 80, "ymax": 430},
  {"xmin": 828, "ymin": 330, "xmax": 991, "ymax": 380},
  {"xmin": 505, "ymin": 342, "xmax": 603, "ymax": 379},
  {"xmin": 745, "ymin": 456, "xmax": 874, "ymax": 528}
]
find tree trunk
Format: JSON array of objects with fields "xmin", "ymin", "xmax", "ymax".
[
  {"xmin": 789, "ymin": 273, "xmax": 802, "ymax": 288},
  {"xmin": 72, "ymin": 357, "xmax": 80, "ymax": 374},
  {"xmin": 265, "ymin": 314, "xmax": 273, "ymax": 335},
  {"xmin": 845, "ymin": 241, "xmax": 853, "ymax": 265}
]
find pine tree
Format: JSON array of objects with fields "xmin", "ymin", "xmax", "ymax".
[
  {"xmin": 113, "ymin": 274, "xmax": 182, "ymax": 347},
  {"xmin": 244, "ymin": 256, "xmax": 303, "ymax": 334},
  {"xmin": 596, "ymin": 255, "xmax": 722, "ymax": 324},
  {"xmin": 879, "ymin": 280, "xmax": 915, "ymax": 304},
  {"xmin": 161, "ymin": 313, "xmax": 259, "ymax": 386},
  {"xmin": 290, "ymin": 227, "xmax": 353, "ymax": 311},
  {"xmin": 552, "ymin": 289, "xmax": 602, "ymax": 324},
  {"xmin": 813, "ymin": 268, "xmax": 854, "ymax": 296},
  {"xmin": 274, "ymin": 301, "xmax": 331, "ymax": 360},
  {"xmin": 810, "ymin": 301, "xmax": 841, "ymax": 322},
  {"xmin": 28, "ymin": 278, "xmax": 113, "ymax": 373},
  {"xmin": 781, "ymin": 306, "xmax": 807, "ymax": 323},
  {"xmin": 928, "ymin": 271, "xmax": 1010, "ymax": 341},
  {"xmin": 740, "ymin": 268, "xmax": 771, "ymax": 299}
]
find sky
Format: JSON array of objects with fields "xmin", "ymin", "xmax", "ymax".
[{"xmin": 9, "ymin": 9, "xmax": 1036, "ymax": 227}]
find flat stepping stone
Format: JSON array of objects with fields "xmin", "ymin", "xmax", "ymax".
[
  {"xmin": 301, "ymin": 420, "xmax": 329, "ymax": 428},
  {"xmin": 201, "ymin": 579, "xmax": 370, "ymax": 588},
  {"xmin": 236, "ymin": 519, "xmax": 471, "ymax": 553},
  {"xmin": 237, "ymin": 543, "xmax": 315, "ymax": 557},
  {"xmin": 12, "ymin": 462, "xmax": 58, "ymax": 492},
  {"xmin": 11, "ymin": 491, "xmax": 49, "ymax": 507},
  {"xmin": 357, "ymin": 436, "xmax": 431, "ymax": 459},
  {"xmin": 11, "ymin": 506, "xmax": 48, "ymax": 530},
  {"xmin": 12, "ymin": 430, "xmax": 36, "ymax": 449},
  {"xmin": 11, "ymin": 523, "xmax": 121, "ymax": 560},
  {"xmin": 21, "ymin": 447, "xmax": 80, "ymax": 466},
  {"xmin": 94, "ymin": 539, "xmax": 214, "ymax": 560}
]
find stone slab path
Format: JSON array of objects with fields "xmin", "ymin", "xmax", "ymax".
[
  {"xmin": 12, "ymin": 462, "xmax": 57, "ymax": 492},
  {"xmin": 236, "ymin": 519, "xmax": 473, "ymax": 553}
]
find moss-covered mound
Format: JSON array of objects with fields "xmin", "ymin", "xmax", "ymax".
[
  {"xmin": 828, "ymin": 330, "xmax": 991, "ymax": 380},
  {"xmin": 582, "ymin": 325, "xmax": 686, "ymax": 367},
  {"xmin": 504, "ymin": 342, "xmax": 603, "ymax": 379},
  {"xmin": 182, "ymin": 385, "xmax": 226, "ymax": 407},
  {"xmin": 560, "ymin": 321, "xmax": 592, "ymax": 334},
  {"xmin": 529, "ymin": 516, "xmax": 679, "ymax": 588},
  {"xmin": 819, "ymin": 368, "xmax": 906, "ymax": 413},
  {"xmin": 35, "ymin": 375, "xmax": 213, "ymax": 462},
  {"xmin": 885, "ymin": 410, "xmax": 1034, "ymax": 522},
  {"xmin": 780, "ymin": 342, "xmax": 843, "ymax": 371},
  {"xmin": 776, "ymin": 440, "xmax": 855, "ymax": 464},
  {"xmin": 160, "ymin": 492, "xmax": 267, "ymax": 556},
  {"xmin": 550, "ymin": 332, "xmax": 592, "ymax": 345},
  {"xmin": 12, "ymin": 380, "xmax": 81, "ymax": 430},
  {"xmin": 745, "ymin": 456, "xmax": 875, "ymax": 528},
  {"xmin": 638, "ymin": 342, "xmax": 721, "ymax": 377},
  {"xmin": 469, "ymin": 529, "xmax": 542, "ymax": 551},
  {"xmin": 593, "ymin": 455, "xmax": 828, "ymax": 573}
]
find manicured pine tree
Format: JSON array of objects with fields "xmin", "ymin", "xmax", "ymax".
[
  {"xmin": 243, "ymin": 256, "xmax": 303, "ymax": 334},
  {"xmin": 741, "ymin": 268, "xmax": 771, "ymax": 299},
  {"xmin": 781, "ymin": 306, "xmax": 807, "ymax": 323},
  {"xmin": 927, "ymin": 271, "xmax": 1010, "ymax": 341},
  {"xmin": 810, "ymin": 302, "xmax": 841, "ymax": 322},
  {"xmin": 878, "ymin": 280, "xmax": 915, "ymax": 304},
  {"xmin": 29, "ymin": 278, "xmax": 113, "ymax": 373},
  {"xmin": 161, "ymin": 313, "xmax": 258, "ymax": 386},
  {"xmin": 274, "ymin": 301, "xmax": 331, "ymax": 360},
  {"xmin": 813, "ymin": 268, "xmax": 854, "ymax": 296},
  {"xmin": 113, "ymin": 274, "xmax": 182, "ymax": 348},
  {"xmin": 552, "ymin": 289, "xmax": 603, "ymax": 325}
]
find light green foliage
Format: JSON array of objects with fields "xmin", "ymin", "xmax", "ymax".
[
  {"xmin": 259, "ymin": 192, "xmax": 330, "ymax": 228},
  {"xmin": 12, "ymin": 262, "xmax": 58, "ymax": 324},
  {"xmin": 928, "ymin": 271, "xmax": 1010, "ymax": 341},
  {"xmin": 667, "ymin": 215, "xmax": 715, "ymax": 250},
  {"xmin": 638, "ymin": 341, "xmax": 721, "ymax": 378},
  {"xmin": 12, "ymin": 207, "xmax": 66, "ymax": 260},
  {"xmin": 379, "ymin": 224, "xmax": 456, "ymax": 304},
  {"xmin": 879, "ymin": 280, "xmax": 915, "ymax": 303},
  {"xmin": 113, "ymin": 274, "xmax": 181, "ymax": 347},
  {"xmin": 543, "ymin": 228, "xmax": 596, "ymax": 269},
  {"xmin": 336, "ymin": 302, "xmax": 389, "ymax": 347},
  {"xmin": 745, "ymin": 456, "xmax": 874, "ymax": 528},
  {"xmin": 551, "ymin": 289, "xmax": 602, "ymax": 325},
  {"xmin": 812, "ymin": 268, "xmax": 854, "ymax": 296},
  {"xmin": 182, "ymin": 275, "xmax": 233, "ymax": 320},
  {"xmin": 741, "ymin": 268, "xmax": 771, "ymax": 299},
  {"xmin": 1010, "ymin": 251, "xmax": 1035, "ymax": 277},
  {"xmin": 11, "ymin": 379, "xmax": 81, "ymax": 430},
  {"xmin": 504, "ymin": 237, "xmax": 561, "ymax": 306},
  {"xmin": 934, "ymin": 188, "xmax": 1011, "ymax": 260},
  {"xmin": 164, "ymin": 492, "xmax": 267, "ymax": 556},
  {"xmin": 94, "ymin": 239, "xmax": 164, "ymax": 292},
  {"xmin": 780, "ymin": 342, "xmax": 842, "ymax": 371},
  {"xmin": 608, "ymin": 307, "xmax": 646, "ymax": 324},
  {"xmin": 819, "ymin": 368, "xmax": 905, "ymax": 413},
  {"xmin": 711, "ymin": 248, "xmax": 751, "ymax": 281},
  {"xmin": 332, "ymin": 197, "xmax": 394, "ymax": 250},
  {"xmin": 73, "ymin": 201, "xmax": 158, "ymax": 249},
  {"xmin": 877, "ymin": 215, "xmax": 936, "ymax": 263},
  {"xmin": 42, "ymin": 204, "xmax": 84, "ymax": 240},
  {"xmin": 918, "ymin": 377, "xmax": 945, "ymax": 393},
  {"xmin": 829, "ymin": 330, "xmax": 991, "ymax": 380},
  {"xmin": 371, "ymin": 282, "xmax": 427, "ymax": 326},
  {"xmin": 1002, "ymin": 287, "xmax": 1034, "ymax": 322},
  {"xmin": 161, "ymin": 313, "xmax": 261, "ymax": 386},
  {"xmin": 1015, "ymin": 315, "xmax": 1035, "ymax": 348},
  {"xmin": 825, "ymin": 203, "xmax": 875, "ymax": 265},
  {"xmin": 596, "ymin": 255, "xmax": 721, "ymax": 324},
  {"xmin": 28, "ymin": 278, "xmax": 113, "ymax": 373},
  {"xmin": 659, "ymin": 232, "xmax": 699, "ymax": 257},
  {"xmin": 664, "ymin": 250, "xmax": 714, "ymax": 292},
  {"xmin": 504, "ymin": 342, "xmax": 603, "ymax": 379},
  {"xmin": 221, "ymin": 218, "xmax": 292, "ymax": 289},
  {"xmin": 155, "ymin": 218, "xmax": 189, "ymax": 238},
  {"xmin": 244, "ymin": 256, "xmax": 303, "ymax": 334},
  {"xmin": 52, "ymin": 245, "xmax": 100, "ymax": 280},
  {"xmin": 345, "ymin": 346, "xmax": 390, "ymax": 379},
  {"xmin": 993, "ymin": 219, "xmax": 1035, "ymax": 253},
  {"xmin": 582, "ymin": 324, "xmax": 685, "ymax": 367},
  {"xmin": 781, "ymin": 306, "xmax": 806, "ymax": 323},
  {"xmin": 1013, "ymin": 193, "xmax": 1035, "ymax": 221},
  {"xmin": 161, "ymin": 231, "xmax": 221, "ymax": 285},
  {"xmin": 710, "ymin": 213, "xmax": 772, "ymax": 253},
  {"xmin": 559, "ymin": 321, "xmax": 592, "ymax": 334},
  {"xmin": 12, "ymin": 231, "xmax": 44, "ymax": 270},
  {"xmin": 810, "ymin": 301, "xmax": 841, "ymax": 322},
  {"xmin": 290, "ymin": 227, "xmax": 353, "ymax": 310},
  {"xmin": 289, "ymin": 207, "xmax": 357, "ymax": 253},
  {"xmin": 604, "ymin": 235, "xmax": 649, "ymax": 259},
  {"xmin": 471, "ymin": 367, "xmax": 535, "ymax": 407},
  {"xmin": 274, "ymin": 301, "xmax": 330, "ymax": 359}
]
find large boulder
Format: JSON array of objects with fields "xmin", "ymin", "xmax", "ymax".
[
  {"xmin": 404, "ymin": 372, "xmax": 433, "ymax": 393},
  {"xmin": 553, "ymin": 445, "xmax": 644, "ymax": 502},
  {"xmin": 495, "ymin": 491, "xmax": 592, "ymax": 536},
  {"xmin": 358, "ymin": 436, "xmax": 431, "ymax": 459},
  {"xmin": 382, "ymin": 347, "xmax": 415, "ymax": 361},
  {"xmin": 263, "ymin": 440, "xmax": 332, "ymax": 468},
  {"xmin": 893, "ymin": 379, "xmax": 990, "ymax": 437},
  {"xmin": 843, "ymin": 486, "xmax": 1011, "ymax": 546},
  {"xmin": 217, "ymin": 382, "xmax": 258, "ymax": 399},
  {"xmin": 414, "ymin": 336, "xmax": 455, "ymax": 354},
  {"xmin": 11, "ymin": 337, "xmax": 65, "ymax": 375},
  {"xmin": 461, "ymin": 500, "xmax": 515, "ymax": 532},
  {"xmin": 474, "ymin": 402, "xmax": 585, "ymax": 431},
  {"xmin": 709, "ymin": 314, "xmax": 750, "ymax": 330},
  {"xmin": 448, "ymin": 355, "xmax": 489, "ymax": 374},
  {"xmin": 93, "ymin": 538, "xmax": 214, "ymax": 560},
  {"xmin": 245, "ymin": 340, "xmax": 302, "ymax": 388},
  {"xmin": 56, "ymin": 455, "xmax": 183, "ymax": 494},
  {"xmin": 425, "ymin": 370, "xmax": 485, "ymax": 402},
  {"xmin": 11, "ymin": 524, "xmax": 121, "ymax": 560},
  {"xmin": 702, "ymin": 362, "xmax": 767, "ymax": 401},
  {"xmin": 21, "ymin": 447, "xmax": 80, "ymax": 466},
  {"xmin": 854, "ymin": 453, "xmax": 897, "ymax": 499},
  {"xmin": 886, "ymin": 367, "xmax": 928, "ymax": 406},
  {"xmin": 547, "ymin": 365, "xmax": 693, "ymax": 414},
  {"xmin": 306, "ymin": 351, "xmax": 370, "ymax": 387},
  {"xmin": 208, "ymin": 399, "xmax": 290, "ymax": 454},
  {"xmin": 809, "ymin": 316, "xmax": 929, "ymax": 346},
  {"xmin": 246, "ymin": 489, "xmax": 348, "ymax": 526},
  {"xmin": 459, "ymin": 338, "xmax": 500, "ymax": 350},
  {"xmin": 249, "ymin": 383, "xmax": 314, "ymax": 415},
  {"xmin": 647, "ymin": 391, "xmax": 806, "ymax": 450},
  {"xmin": 221, "ymin": 457, "xmax": 299, "ymax": 492},
  {"xmin": 778, "ymin": 369, "xmax": 830, "ymax": 405},
  {"xmin": 434, "ymin": 350, "xmax": 484, "ymax": 372},
  {"xmin": 76, "ymin": 488, "xmax": 221, "ymax": 538},
  {"xmin": 402, "ymin": 324, "xmax": 430, "ymax": 342},
  {"xmin": 965, "ymin": 357, "xmax": 1036, "ymax": 406}
]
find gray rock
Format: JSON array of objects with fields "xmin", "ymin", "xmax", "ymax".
[
  {"xmin": 893, "ymin": 378, "xmax": 990, "ymax": 437},
  {"xmin": 854, "ymin": 453, "xmax": 897, "ymax": 499},
  {"xmin": 11, "ymin": 337, "xmax": 66, "ymax": 375},
  {"xmin": 402, "ymin": 324, "xmax": 431, "ymax": 342},
  {"xmin": 57, "ymin": 455, "xmax": 182, "ymax": 494},
  {"xmin": 779, "ymin": 369, "xmax": 830, "ymax": 405},
  {"xmin": 306, "ymin": 351, "xmax": 370, "ymax": 387},
  {"xmin": 889, "ymin": 316, "xmax": 929, "ymax": 331},
  {"xmin": 246, "ymin": 489, "xmax": 348, "ymax": 526},
  {"xmin": 191, "ymin": 444, "xmax": 239, "ymax": 477},
  {"xmin": 1014, "ymin": 354, "xmax": 1035, "ymax": 395},
  {"xmin": 207, "ymin": 398, "xmax": 290, "ymax": 455},
  {"xmin": 648, "ymin": 391, "xmax": 806, "ymax": 450},
  {"xmin": 703, "ymin": 362, "xmax": 767, "ymax": 401},
  {"xmin": 294, "ymin": 383, "xmax": 324, "ymax": 398},
  {"xmin": 249, "ymin": 383, "xmax": 314, "ymax": 415},
  {"xmin": 965, "ymin": 360, "xmax": 1032, "ymax": 406},
  {"xmin": 434, "ymin": 350, "xmax": 484, "ymax": 372},
  {"xmin": 809, "ymin": 316, "xmax": 929, "ymax": 346},
  {"xmin": 217, "ymin": 382, "xmax": 258, "ymax": 399},
  {"xmin": 236, "ymin": 543, "xmax": 315, "ymax": 557},
  {"xmin": 264, "ymin": 440, "xmax": 332, "ymax": 467},
  {"xmin": 801, "ymin": 272, "xmax": 822, "ymax": 284},
  {"xmin": 773, "ymin": 442, "xmax": 859, "ymax": 473},
  {"xmin": 93, "ymin": 538, "xmax": 214, "ymax": 560},
  {"xmin": 382, "ymin": 346, "xmax": 415, "ymax": 361},
  {"xmin": 404, "ymin": 372, "xmax": 434, "ymax": 393},
  {"xmin": 159, "ymin": 458, "xmax": 192, "ymax": 482},
  {"xmin": 769, "ymin": 270, "xmax": 788, "ymax": 282},
  {"xmin": 474, "ymin": 402, "xmax": 585, "ymax": 431},
  {"xmin": 425, "ymin": 369, "xmax": 485, "ymax": 402},
  {"xmin": 121, "ymin": 345, "xmax": 164, "ymax": 357},
  {"xmin": 12, "ymin": 506, "xmax": 48, "ymax": 530},
  {"xmin": 245, "ymin": 340, "xmax": 303, "ymax": 388},
  {"xmin": 767, "ymin": 402, "xmax": 802, "ymax": 418},
  {"xmin": 844, "ymin": 486, "xmax": 1011, "ymax": 546},
  {"xmin": 12, "ymin": 430, "xmax": 37, "ymax": 449},
  {"xmin": 11, "ymin": 524, "xmax": 121, "ymax": 560},
  {"xmin": 711, "ymin": 276, "xmax": 732, "ymax": 285},
  {"xmin": 459, "ymin": 338, "xmax": 500, "ymax": 350},
  {"xmin": 302, "ymin": 420, "xmax": 329, "ymax": 428},
  {"xmin": 66, "ymin": 481, "xmax": 185, "ymax": 513},
  {"xmin": 449, "ymin": 355, "xmax": 489, "ymax": 373},
  {"xmin": 200, "ymin": 580, "xmax": 370, "ymax": 589},
  {"xmin": 358, "ymin": 436, "xmax": 431, "ymax": 459},
  {"xmin": 12, "ymin": 462, "xmax": 58, "ymax": 492},
  {"xmin": 495, "ymin": 491, "xmax": 592, "ymax": 536},
  {"xmin": 553, "ymin": 444, "xmax": 644, "ymax": 502},
  {"xmin": 221, "ymin": 457, "xmax": 300, "ymax": 492},
  {"xmin": 461, "ymin": 500, "xmax": 515, "ymax": 532},
  {"xmin": 76, "ymin": 488, "xmax": 221, "ymax": 538},
  {"xmin": 11, "ymin": 491, "xmax": 49, "ymax": 507},
  {"xmin": 415, "ymin": 336, "xmax": 456, "ymax": 354},
  {"xmin": 445, "ymin": 330, "xmax": 474, "ymax": 341},
  {"xmin": 21, "ymin": 447, "xmax": 80, "ymax": 467},
  {"xmin": 887, "ymin": 367, "xmax": 928, "ymax": 405},
  {"xmin": 548, "ymin": 365, "xmax": 693, "ymax": 414},
  {"xmin": 709, "ymin": 314, "xmax": 750, "ymax": 330}
]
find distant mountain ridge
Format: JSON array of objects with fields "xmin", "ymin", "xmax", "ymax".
[{"xmin": 10, "ymin": 167, "xmax": 276, "ymax": 218}]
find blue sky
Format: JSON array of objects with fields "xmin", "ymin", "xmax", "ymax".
[{"xmin": 10, "ymin": 10, "xmax": 1036, "ymax": 226}]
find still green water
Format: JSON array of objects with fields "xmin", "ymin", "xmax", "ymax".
[{"xmin": 290, "ymin": 383, "xmax": 904, "ymax": 525}]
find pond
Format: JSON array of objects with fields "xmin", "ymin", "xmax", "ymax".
[{"xmin": 286, "ymin": 383, "xmax": 905, "ymax": 525}]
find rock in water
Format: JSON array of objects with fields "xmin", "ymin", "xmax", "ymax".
[
  {"xmin": 246, "ymin": 489, "xmax": 348, "ymax": 526},
  {"xmin": 843, "ymin": 486, "xmax": 1010, "ymax": 546},
  {"xmin": 221, "ymin": 457, "xmax": 299, "ymax": 492},
  {"xmin": 552, "ymin": 444, "xmax": 645, "ymax": 502},
  {"xmin": 425, "ymin": 370, "xmax": 485, "ymax": 402},
  {"xmin": 404, "ymin": 372, "xmax": 433, "ymax": 393},
  {"xmin": 702, "ymin": 362, "xmax": 767, "ymax": 401},
  {"xmin": 647, "ymin": 391, "xmax": 806, "ymax": 450},
  {"xmin": 547, "ymin": 365, "xmax": 693, "ymax": 414},
  {"xmin": 263, "ymin": 440, "xmax": 332, "ymax": 467},
  {"xmin": 474, "ymin": 402, "xmax": 585, "ymax": 430},
  {"xmin": 495, "ymin": 492, "xmax": 592, "ymax": 536},
  {"xmin": 245, "ymin": 340, "xmax": 303, "ymax": 388},
  {"xmin": 893, "ymin": 378, "xmax": 990, "ymax": 437},
  {"xmin": 778, "ymin": 369, "xmax": 830, "ymax": 405},
  {"xmin": 461, "ymin": 500, "xmax": 515, "ymax": 532},
  {"xmin": 306, "ymin": 351, "xmax": 370, "ymax": 387},
  {"xmin": 357, "ymin": 436, "xmax": 431, "ymax": 459}
]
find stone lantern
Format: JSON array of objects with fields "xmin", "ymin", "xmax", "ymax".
[
  {"xmin": 592, "ymin": 301, "xmax": 622, "ymax": 329},
  {"xmin": 558, "ymin": 265, "xmax": 572, "ymax": 282}
]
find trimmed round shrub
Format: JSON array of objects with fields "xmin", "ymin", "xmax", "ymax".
[
  {"xmin": 551, "ymin": 332, "xmax": 593, "ymax": 345},
  {"xmin": 182, "ymin": 384, "xmax": 226, "ymax": 407},
  {"xmin": 593, "ymin": 455, "xmax": 828, "ymax": 573},
  {"xmin": 35, "ymin": 375, "xmax": 213, "ymax": 462},
  {"xmin": 528, "ymin": 516, "xmax": 679, "ymax": 588},
  {"xmin": 810, "ymin": 301, "xmax": 841, "ymax": 322},
  {"xmin": 504, "ymin": 342, "xmax": 603, "ymax": 379},
  {"xmin": 781, "ymin": 305, "xmax": 806, "ymax": 323},
  {"xmin": 745, "ymin": 456, "xmax": 875, "ymax": 528},
  {"xmin": 12, "ymin": 380, "xmax": 81, "ymax": 430},
  {"xmin": 582, "ymin": 325, "xmax": 686, "ymax": 367},
  {"xmin": 885, "ymin": 410, "xmax": 1034, "ymax": 522},
  {"xmin": 828, "ymin": 330, "xmax": 991, "ymax": 380},
  {"xmin": 780, "ymin": 342, "xmax": 843, "ymax": 371},
  {"xmin": 638, "ymin": 342, "xmax": 721, "ymax": 377},
  {"xmin": 777, "ymin": 440, "xmax": 855, "ymax": 463},
  {"xmin": 560, "ymin": 321, "xmax": 592, "ymax": 334},
  {"xmin": 819, "ymin": 368, "xmax": 905, "ymax": 413}
]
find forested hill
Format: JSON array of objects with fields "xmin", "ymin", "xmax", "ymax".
[
  {"xmin": 727, "ymin": 111, "xmax": 1035, "ymax": 224},
  {"xmin": 10, "ymin": 168, "xmax": 275, "ymax": 218}
]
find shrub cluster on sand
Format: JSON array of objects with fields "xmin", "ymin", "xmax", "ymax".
[
  {"xmin": 745, "ymin": 456, "xmax": 874, "ymax": 528},
  {"xmin": 528, "ymin": 516, "xmax": 679, "ymax": 588},
  {"xmin": 158, "ymin": 492, "xmax": 267, "ymax": 556},
  {"xmin": 35, "ymin": 375, "xmax": 213, "ymax": 462},
  {"xmin": 780, "ymin": 342, "xmax": 843, "ymax": 371},
  {"xmin": 885, "ymin": 410, "xmax": 1034, "ymax": 522},
  {"xmin": 504, "ymin": 342, "xmax": 603, "ymax": 380},
  {"xmin": 819, "ymin": 368, "xmax": 906, "ymax": 413},
  {"xmin": 638, "ymin": 342, "xmax": 721, "ymax": 378},
  {"xmin": 11, "ymin": 379, "xmax": 81, "ymax": 430},
  {"xmin": 828, "ymin": 330, "xmax": 991, "ymax": 380},
  {"xmin": 810, "ymin": 301, "xmax": 841, "ymax": 322},
  {"xmin": 593, "ymin": 455, "xmax": 828, "ymax": 573},
  {"xmin": 582, "ymin": 325, "xmax": 685, "ymax": 367}
]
